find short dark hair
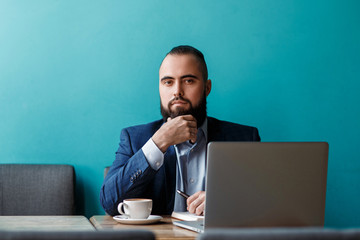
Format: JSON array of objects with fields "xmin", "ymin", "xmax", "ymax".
[{"xmin": 166, "ymin": 45, "xmax": 208, "ymax": 82}]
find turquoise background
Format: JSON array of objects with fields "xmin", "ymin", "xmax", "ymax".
[{"xmin": 0, "ymin": 0, "xmax": 359, "ymax": 227}]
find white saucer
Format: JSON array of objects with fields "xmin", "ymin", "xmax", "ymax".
[{"xmin": 113, "ymin": 215, "xmax": 163, "ymax": 225}]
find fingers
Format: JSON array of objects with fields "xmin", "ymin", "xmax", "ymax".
[
  {"xmin": 187, "ymin": 191, "xmax": 201, "ymax": 205},
  {"xmin": 152, "ymin": 115, "xmax": 198, "ymax": 152},
  {"xmin": 168, "ymin": 115, "xmax": 197, "ymax": 126},
  {"xmin": 167, "ymin": 115, "xmax": 198, "ymax": 143},
  {"xmin": 188, "ymin": 125, "xmax": 198, "ymax": 143},
  {"xmin": 187, "ymin": 191, "xmax": 205, "ymax": 215},
  {"xmin": 179, "ymin": 114, "xmax": 197, "ymax": 122},
  {"xmin": 174, "ymin": 115, "xmax": 197, "ymax": 130},
  {"xmin": 195, "ymin": 202, "xmax": 205, "ymax": 216}
]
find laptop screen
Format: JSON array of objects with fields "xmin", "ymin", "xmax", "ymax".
[{"xmin": 204, "ymin": 142, "xmax": 328, "ymax": 229}]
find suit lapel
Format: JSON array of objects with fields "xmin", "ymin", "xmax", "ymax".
[{"xmin": 207, "ymin": 117, "xmax": 225, "ymax": 143}]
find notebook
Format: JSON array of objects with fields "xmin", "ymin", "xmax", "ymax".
[
  {"xmin": 173, "ymin": 142, "xmax": 329, "ymax": 233},
  {"xmin": 171, "ymin": 211, "xmax": 204, "ymax": 221}
]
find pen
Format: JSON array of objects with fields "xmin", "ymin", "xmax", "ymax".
[{"xmin": 176, "ymin": 189, "xmax": 190, "ymax": 199}]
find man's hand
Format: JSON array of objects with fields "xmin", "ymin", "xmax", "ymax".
[
  {"xmin": 152, "ymin": 115, "xmax": 197, "ymax": 152},
  {"xmin": 187, "ymin": 191, "xmax": 205, "ymax": 216}
]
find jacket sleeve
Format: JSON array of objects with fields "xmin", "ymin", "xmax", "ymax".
[{"xmin": 100, "ymin": 128, "xmax": 158, "ymax": 216}]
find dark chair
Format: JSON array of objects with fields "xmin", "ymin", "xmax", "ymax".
[
  {"xmin": 0, "ymin": 230, "xmax": 155, "ymax": 240},
  {"xmin": 197, "ymin": 228, "xmax": 360, "ymax": 240},
  {"xmin": 0, "ymin": 164, "xmax": 75, "ymax": 215}
]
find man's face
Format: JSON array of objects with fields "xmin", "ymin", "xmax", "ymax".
[{"xmin": 159, "ymin": 54, "xmax": 211, "ymax": 125}]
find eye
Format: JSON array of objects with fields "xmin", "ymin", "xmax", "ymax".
[
  {"xmin": 184, "ymin": 79, "xmax": 194, "ymax": 84},
  {"xmin": 162, "ymin": 79, "xmax": 173, "ymax": 86}
]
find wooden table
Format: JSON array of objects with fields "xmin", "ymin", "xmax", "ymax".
[
  {"xmin": 0, "ymin": 216, "xmax": 95, "ymax": 231},
  {"xmin": 90, "ymin": 215, "xmax": 198, "ymax": 240}
]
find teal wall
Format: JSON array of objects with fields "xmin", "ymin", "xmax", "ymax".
[{"xmin": 1, "ymin": 0, "xmax": 359, "ymax": 227}]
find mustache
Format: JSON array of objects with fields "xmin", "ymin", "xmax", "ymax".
[
  {"xmin": 169, "ymin": 96, "xmax": 191, "ymax": 105},
  {"xmin": 161, "ymin": 92, "xmax": 207, "ymax": 126}
]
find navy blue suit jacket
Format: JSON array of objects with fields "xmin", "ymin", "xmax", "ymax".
[{"xmin": 100, "ymin": 117, "xmax": 260, "ymax": 216}]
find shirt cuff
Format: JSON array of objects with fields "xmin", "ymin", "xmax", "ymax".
[{"xmin": 142, "ymin": 138, "xmax": 164, "ymax": 171}]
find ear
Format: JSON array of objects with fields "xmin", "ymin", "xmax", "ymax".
[{"xmin": 205, "ymin": 79, "xmax": 212, "ymax": 97}]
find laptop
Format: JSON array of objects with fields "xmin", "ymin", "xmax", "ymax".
[{"xmin": 173, "ymin": 142, "xmax": 329, "ymax": 232}]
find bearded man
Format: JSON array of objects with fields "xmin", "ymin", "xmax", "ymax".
[{"xmin": 100, "ymin": 45, "xmax": 260, "ymax": 216}]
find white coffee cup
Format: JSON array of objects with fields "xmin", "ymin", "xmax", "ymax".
[{"xmin": 117, "ymin": 198, "xmax": 152, "ymax": 219}]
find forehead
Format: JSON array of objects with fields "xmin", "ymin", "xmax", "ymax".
[{"xmin": 159, "ymin": 54, "xmax": 202, "ymax": 78}]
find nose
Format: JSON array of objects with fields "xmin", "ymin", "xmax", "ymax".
[{"xmin": 174, "ymin": 81, "xmax": 183, "ymax": 97}]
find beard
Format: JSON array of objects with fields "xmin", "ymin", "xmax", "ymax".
[{"xmin": 160, "ymin": 94, "xmax": 207, "ymax": 127}]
